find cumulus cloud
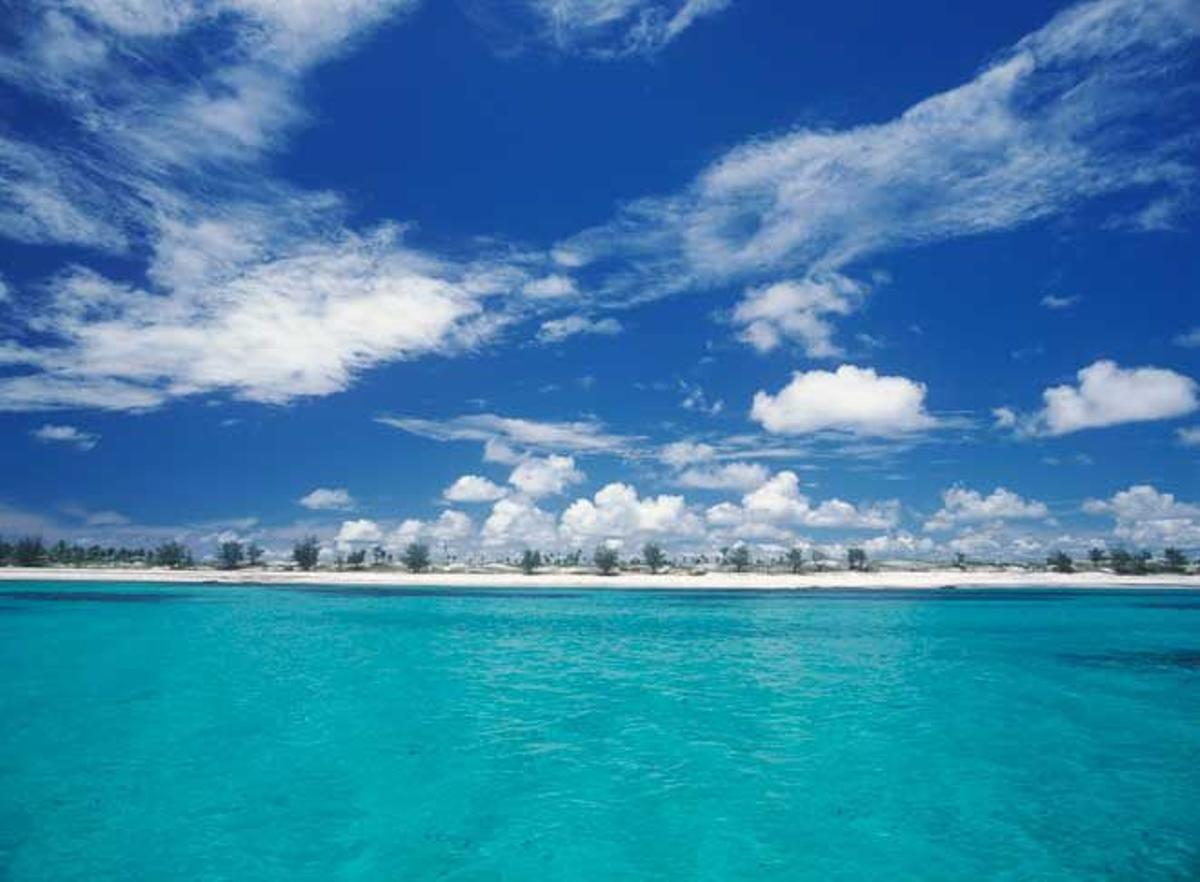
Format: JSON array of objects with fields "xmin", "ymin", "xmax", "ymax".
[
  {"xmin": 924, "ymin": 486, "xmax": 1049, "ymax": 531},
  {"xmin": 299, "ymin": 487, "xmax": 356, "ymax": 511},
  {"xmin": 751, "ymin": 365, "xmax": 937, "ymax": 436},
  {"xmin": 508, "ymin": 455, "xmax": 585, "ymax": 498},
  {"xmin": 705, "ymin": 471, "xmax": 899, "ymax": 541},
  {"xmin": 1083, "ymin": 484, "xmax": 1200, "ymax": 547},
  {"xmin": 336, "ymin": 518, "xmax": 384, "ymax": 545},
  {"xmin": 1035, "ymin": 360, "xmax": 1197, "ymax": 435},
  {"xmin": 482, "ymin": 496, "xmax": 558, "ymax": 549},
  {"xmin": 732, "ymin": 274, "xmax": 868, "ymax": 357},
  {"xmin": 443, "ymin": 475, "xmax": 509, "ymax": 503},
  {"xmin": 537, "ymin": 315, "xmax": 623, "ymax": 343},
  {"xmin": 30, "ymin": 423, "xmax": 99, "ymax": 450},
  {"xmin": 1178, "ymin": 427, "xmax": 1200, "ymax": 447},
  {"xmin": 560, "ymin": 482, "xmax": 703, "ymax": 547}
]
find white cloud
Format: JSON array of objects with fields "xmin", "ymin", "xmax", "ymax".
[
  {"xmin": 861, "ymin": 531, "xmax": 938, "ymax": 558},
  {"xmin": 560, "ymin": 482, "xmax": 703, "ymax": 547},
  {"xmin": 1083, "ymin": 484, "xmax": 1200, "ymax": 547},
  {"xmin": 30, "ymin": 423, "xmax": 99, "ymax": 450},
  {"xmin": 946, "ymin": 524, "xmax": 1052, "ymax": 560},
  {"xmin": 1036, "ymin": 360, "xmax": 1197, "ymax": 435},
  {"xmin": 1039, "ymin": 294, "xmax": 1079, "ymax": 309},
  {"xmin": 705, "ymin": 471, "xmax": 900, "ymax": 540},
  {"xmin": 336, "ymin": 518, "xmax": 383, "ymax": 545},
  {"xmin": 299, "ymin": 487, "xmax": 356, "ymax": 511},
  {"xmin": 559, "ymin": 0, "xmax": 1197, "ymax": 306},
  {"xmin": 1175, "ymin": 327, "xmax": 1200, "ymax": 348},
  {"xmin": 467, "ymin": 0, "xmax": 732, "ymax": 58},
  {"xmin": 679, "ymin": 381, "xmax": 724, "ymax": 416},
  {"xmin": 537, "ymin": 315, "xmax": 623, "ymax": 343},
  {"xmin": 675, "ymin": 462, "xmax": 769, "ymax": 491},
  {"xmin": 508, "ymin": 455, "xmax": 585, "ymax": 498},
  {"xmin": 992, "ymin": 406, "xmax": 1018, "ymax": 429},
  {"xmin": 1178, "ymin": 427, "xmax": 1200, "ymax": 447},
  {"xmin": 482, "ymin": 496, "xmax": 558, "ymax": 549},
  {"xmin": 522, "ymin": 274, "xmax": 577, "ymax": 299},
  {"xmin": 659, "ymin": 440, "xmax": 715, "ymax": 468},
  {"xmin": 751, "ymin": 365, "xmax": 937, "ymax": 436},
  {"xmin": 732, "ymin": 274, "xmax": 867, "ymax": 357},
  {"xmin": 924, "ymin": 486, "xmax": 1049, "ymax": 531},
  {"xmin": 443, "ymin": 475, "xmax": 509, "ymax": 503},
  {"xmin": 378, "ymin": 413, "xmax": 633, "ymax": 456},
  {"xmin": 0, "ymin": 224, "xmax": 505, "ymax": 410}
]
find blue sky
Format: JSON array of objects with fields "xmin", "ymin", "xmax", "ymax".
[{"xmin": 0, "ymin": 0, "xmax": 1197, "ymax": 561}]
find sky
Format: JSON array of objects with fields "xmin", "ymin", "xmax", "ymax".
[{"xmin": 0, "ymin": 0, "xmax": 1197, "ymax": 562}]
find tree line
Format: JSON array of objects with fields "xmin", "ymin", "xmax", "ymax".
[{"xmin": 2, "ymin": 534, "xmax": 1193, "ymax": 575}]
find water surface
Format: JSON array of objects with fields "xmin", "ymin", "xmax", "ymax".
[{"xmin": 1, "ymin": 582, "xmax": 1198, "ymax": 880}]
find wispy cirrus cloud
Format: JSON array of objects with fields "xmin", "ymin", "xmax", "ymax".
[
  {"xmin": 376, "ymin": 413, "xmax": 637, "ymax": 457},
  {"xmin": 0, "ymin": 0, "xmax": 553, "ymax": 412},
  {"xmin": 559, "ymin": 0, "xmax": 1198, "ymax": 324},
  {"xmin": 461, "ymin": 0, "xmax": 732, "ymax": 58}
]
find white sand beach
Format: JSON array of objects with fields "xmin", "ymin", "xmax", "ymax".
[{"xmin": 1, "ymin": 566, "xmax": 1197, "ymax": 590}]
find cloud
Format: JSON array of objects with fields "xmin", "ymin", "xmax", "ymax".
[
  {"xmin": 675, "ymin": 462, "xmax": 769, "ymax": 491},
  {"xmin": 560, "ymin": 482, "xmax": 703, "ymax": 547},
  {"xmin": 679, "ymin": 381, "xmax": 724, "ymax": 416},
  {"xmin": 508, "ymin": 455, "xmax": 585, "ymax": 498},
  {"xmin": 1083, "ymin": 484, "xmax": 1200, "ymax": 547},
  {"xmin": 559, "ymin": 0, "xmax": 1198, "ymax": 307},
  {"xmin": 464, "ymin": 0, "xmax": 732, "ymax": 58},
  {"xmin": 0, "ymin": 0, "xmax": 556, "ymax": 413},
  {"xmin": 1175, "ymin": 327, "xmax": 1200, "ymax": 348},
  {"xmin": 751, "ymin": 365, "xmax": 937, "ymax": 436},
  {"xmin": 30, "ymin": 423, "xmax": 99, "ymax": 450},
  {"xmin": 862, "ymin": 531, "xmax": 938, "ymax": 559},
  {"xmin": 390, "ymin": 510, "xmax": 476, "ymax": 548},
  {"xmin": 1040, "ymin": 294, "xmax": 1080, "ymax": 309},
  {"xmin": 992, "ymin": 407, "xmax": 1018, "ymax": 429},
  {"xmin": 705, "ymin": 471, "xmax": 900, "ymax": 540},
  {"xmin": 299, "ymin": 488, "xmax": 356, "ymax": 511},
  {"xmin": 336, "ymin": 518, "xmax": 384, "ymax": 545},
  {"xmin": 1035, "ymin": 360, "xmax": 1197, "ymax": 435},
  {"xmin": 1178, "ymin": 427, "xmax": 1200, "ymax": 447},
  {"xmin": 443, "ymin": 475, "xmax": 509, "ymax": 503},
  {"xmin": 924, "ymin": 486, "xmax": 1049, "ymax": 531},
  {"xmin": 482, "ymin": 496, "xmax": 558, "ymax": 549},
  {"xmin": 377, "ymin": 413, "xmax": 633, "ymax": 456},
  {"xmin": 522, "ymin": 274, "xmax": 577, "ymax": 299},
  {"xmin": 0, "ymin": 224, "xmax": 510, "ymax": 410},
  {"xmin": 537, "ymin": 315, "xmax": 623, "ymax": 343},
  {"xmin": 732, "ymin": 274, "xmax": 868, "ymax": 357},
  {"xmin": 659, "ymin": 440, "xmax": 716, "ymax": 467}
]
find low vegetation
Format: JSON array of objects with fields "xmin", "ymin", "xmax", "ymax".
[{"xmin": 0, "ymin": 534, "xmax": 1193, "ymax": 576}]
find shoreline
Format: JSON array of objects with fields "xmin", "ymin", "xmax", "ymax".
[{"xmin": 1, "ymin": 566, "xmax": 1197, "ymax": 591}]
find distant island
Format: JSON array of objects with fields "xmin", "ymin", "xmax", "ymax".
[{"xmin": 1, "ymin": 536, "xmax": 1196, "ymax": 590}]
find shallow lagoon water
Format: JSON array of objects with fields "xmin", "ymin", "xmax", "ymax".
[{"xmin": 1, "ymin": 582, "xmax": 1198, "ymax": 880}]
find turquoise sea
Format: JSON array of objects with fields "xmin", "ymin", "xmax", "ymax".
[{"xmin": 1, "ymin": 582, "xmax": 1198, "ymax": 881}]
